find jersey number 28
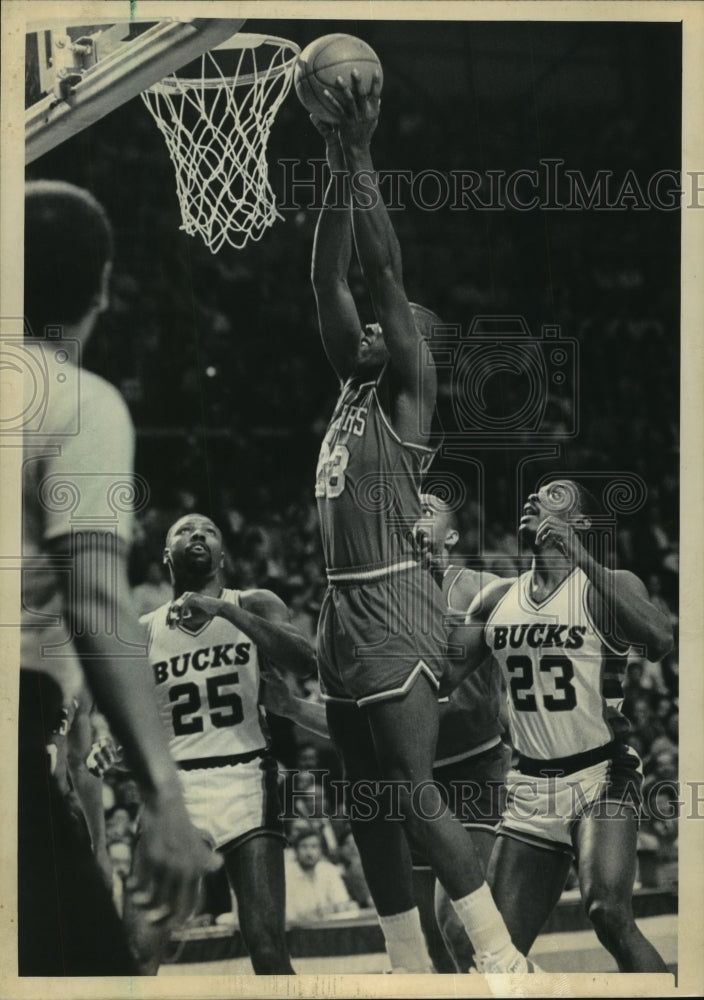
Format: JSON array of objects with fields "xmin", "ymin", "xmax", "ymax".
[
  {"xmin": 169, "ymin": 672, "xmax": 244, "ymax": 735},
  {"xmin": 315, "ymin": 442, "xmax": 349, "ymax": 500}
]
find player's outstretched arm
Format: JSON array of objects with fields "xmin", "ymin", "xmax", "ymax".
[
  {"xmin": 446, "ymin": 568, "xmax": 501, "ymax": 619},
  {"xmin": 54, "ymin": 531, "xmax": 222, "ymax": 925},
  {"xmin": 261, "ymin": 666, "xmax": 330, "ymax": 738},
  {"xmin": 442, "ymin": 578, "xmax": 513, "ymax": 695},
  {"xmin": 310, "ymin": 116, "xmax": 362, "ymax": 380},
  {"xmin": 169, "ymin": 589, "xmax": 317, "ymax": 678},
  {"xmin": 326, "ymin": 71, "xmax": 435, "ymax": 443}
]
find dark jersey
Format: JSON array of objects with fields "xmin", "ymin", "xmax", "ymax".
[
  {"xmin": 435, "ymin": 566, "xmax": 504, "ymax": 764},
  {"xmin": 315, "ymin": 369, "xmax": 436, "ymax": 574}
]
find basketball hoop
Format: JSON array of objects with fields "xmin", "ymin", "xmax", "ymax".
[{"xmin": 141, "ymin": 33, "xmax": 300, "ymax": 253}]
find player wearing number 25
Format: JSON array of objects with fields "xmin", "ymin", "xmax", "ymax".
[
  {"xmin": 135, "ymin": 513, "xmax": 316, "ymax": 975},
  {"xmin": 447, "ymin": 479, "xmax": 673, "ymax": 972}
]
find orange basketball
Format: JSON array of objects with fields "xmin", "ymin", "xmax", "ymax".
[{"xmin": 294, "ymin": 34, "xmax": 383, "ymax": 122}]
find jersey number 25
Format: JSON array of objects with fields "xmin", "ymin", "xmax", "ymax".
[{"xmin": 169, "ymin": 672, "xmax": 244, "ymax": 735}]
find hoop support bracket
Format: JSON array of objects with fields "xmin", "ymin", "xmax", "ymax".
[{"xmin": 26, "ymin": 18, "xmax": 245, "ymax": 163}]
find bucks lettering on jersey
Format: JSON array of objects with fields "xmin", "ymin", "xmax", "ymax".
[
  {"xmin": 142, "ymin": 590, "xmax": 267, "ymax": 762},
  {"xmin": 486, "ymin": 568, "xmax": 630, "ymax": 760},
  {"xmin": 316, "ymin": 371, "xmax": 436, "ymax": 571}
]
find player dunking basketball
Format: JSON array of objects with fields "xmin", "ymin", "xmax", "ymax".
[
  {"xmin": 308, "ymin": 72, "xmax": 535, "ymax": 974},
  {"xmin": 447, "ymin": 479, "xmax": 673, "ymax": 971},
  {"xmin": 129, "ymin": 513, "xmax": 316, "ymax": 974}
]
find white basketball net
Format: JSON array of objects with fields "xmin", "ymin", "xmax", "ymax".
[{"xmin": 141, "ymin": 35, "xmax": 300, "ymax": 253}]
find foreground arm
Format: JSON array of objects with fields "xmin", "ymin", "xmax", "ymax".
[{"xmin": 53, "ymin": 533, "xmax": 221, "ymax": 924}]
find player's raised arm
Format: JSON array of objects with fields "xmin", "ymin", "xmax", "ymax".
[
  {"xmin": 310, "ymin": 117, "xmax": 363, "ymax": 380},
  {"xmin": 535, "ymin": 515, "xmax": 674, "ymax": 660},
  {"xmin": 585, "ymin": 564, "xmax": 673, "ymax": 661},
  {"xmin": 326, "ymin": 71, "xmax": 436, "ymax": 443}
]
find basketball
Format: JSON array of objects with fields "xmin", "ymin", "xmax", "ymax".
[{"xmin": 294, "ymin": 34, "xmax": 383, "ymax": 122}]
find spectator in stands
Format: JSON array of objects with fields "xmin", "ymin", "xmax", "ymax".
[
  {"xmin": 112, "ymin": 775, "xmax": 142, "ymax": 820},
  {"xmin": 643, "ymin": 748, "xmax": 678, "ymax": 796},
  {"xmin": 285, "ymin": 744, "xmax": 338, "ymax": 856},
  {"xmin": 105, "ymin": 805, "xmax": 135, "ymax": 845},
  {"xmin": 649, "ymin": 707, "xmax": 678, "ymax": 760},
  {"xmin": 647, "ymin": 787, "xmax": 679, "ymax": 889},
  {"xmin": 628, "ymin": 695, "xmax": 665, "ymax": 751},
  {"xmin": 285, "ymin": 827, "xmax": 355, "ymax": 924}
]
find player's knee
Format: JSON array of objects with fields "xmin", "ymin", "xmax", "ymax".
[
  {"xmin": 585, "ymin": 893, "xmax": 634, "ymax": 939},
  {"xmin": 401, "ymin": 789, "xmax": 447, "ymax": 852}
]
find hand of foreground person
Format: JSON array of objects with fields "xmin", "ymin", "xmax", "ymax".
[{"xmin": 128, "ymin": 783, "xmax": 222, "ymax": 926}]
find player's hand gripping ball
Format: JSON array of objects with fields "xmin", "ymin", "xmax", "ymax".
[{"xmin": 294, "ymin": 34, "xmax": 383, "ymax": 122}]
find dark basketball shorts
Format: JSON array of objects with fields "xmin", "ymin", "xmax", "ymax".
[
  {"xmin": 411, "ymin": 740, "xmax": 510, "ymax": 871},
  {"xmin": 317, "ymin": 567, "xmax": 449, "ymax": 707},
  {"xmin": 18, "ymin": 669, "xmax": 138, "ymax": 975},
  {"xmin": 497, "ymin": 740, "xmax": 644, "ymax": 857}
]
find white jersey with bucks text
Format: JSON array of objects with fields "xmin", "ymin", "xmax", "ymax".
[
  {"xmin": 141, "ymin": 590, "xmax": 267, "ymax": 763},
  {"xmin": 485, "ymin": 568, "xmax": 630, "ymax": 760}
]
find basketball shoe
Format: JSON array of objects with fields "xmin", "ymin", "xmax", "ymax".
[{"xmin": 474, "ymin": 948, "xmax": 541, "ymax": 973}]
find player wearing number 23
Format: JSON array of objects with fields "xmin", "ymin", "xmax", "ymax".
[
  {"xmin": 446, "ymin": 479, "xmax": 673, "ymax": 972},
  {"xmin": 135, "ymin": 513, "xmax": 316, "ymax": 975}
]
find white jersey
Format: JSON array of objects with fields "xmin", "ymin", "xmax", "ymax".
[
  {"xmin": 142, "ymin": 590, "xmax": 268, "ymax": 764},
  {"xmin": 22, "ymin": 362, "xmax": 134, "ymax": 701},
  {"xmin": 486, "ymin": 568, "xmax": 630, "ymax": 761}
]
